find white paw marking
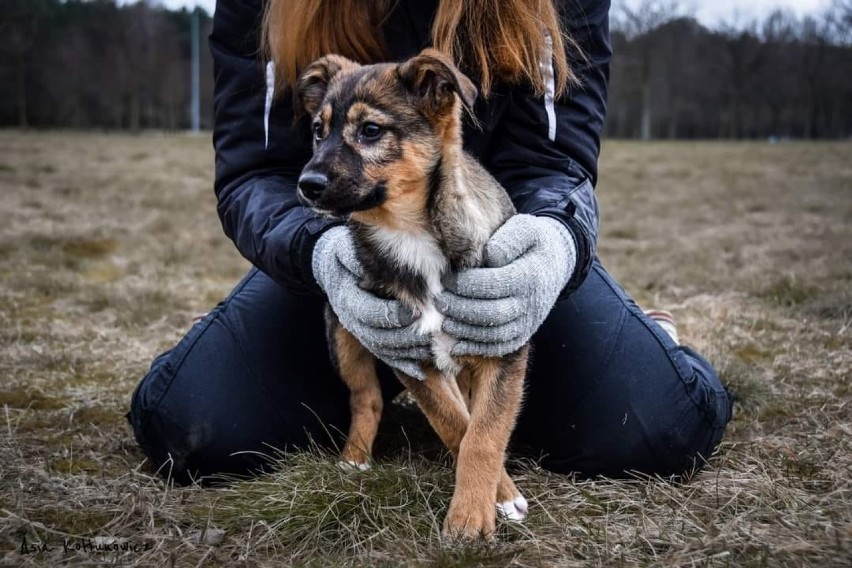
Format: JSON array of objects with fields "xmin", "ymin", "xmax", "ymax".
[
  {"xmin": 496, "ymin": 494, "xmax": 528, "ymax": 522},
  {"xmin": 338, "ymin": 460, "xmax": 370, "ymax": 472},
  {"xmin": 416, "ymin": 303, "xmax": 444, "ymax": 335},
  {"xmin": 367, "ymin": 226, "xmax": 448, "ymax": 296},
  {"xmin": 432, "ymin": 331, "xmax": 460, "ymax": 376},
  {"xmin": 416, "ymin": 303, "xmax": 461, "ymax": 376}
]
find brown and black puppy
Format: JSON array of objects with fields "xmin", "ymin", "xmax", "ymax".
[{"xmin": 294, "ymin": 49, "xmax": 529, "ymax": 539}]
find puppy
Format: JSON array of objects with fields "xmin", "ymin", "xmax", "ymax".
[{"xmin": 295, "ymin": 49, "xmax": 529, "ymax": 539}]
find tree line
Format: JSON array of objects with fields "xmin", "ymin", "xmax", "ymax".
[
  {"xmin": 1, "ymin": 0, "xmax": 850, "ymax": 139},
  {"xmin": 606, "ymin": 0, "xmax": 852, "ymax": 139},
  {"xmin": 0, "ymin": 0, "xmax": 214, "ymax": 130}
]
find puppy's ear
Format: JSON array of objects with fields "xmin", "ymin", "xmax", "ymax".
[
  {"xmin": 295, "ymin": 54, "xmax": 360, "ymax": 117},
  {"xmin": 397, "ymin": 48, "xmax": 478, "ymax": 116}
]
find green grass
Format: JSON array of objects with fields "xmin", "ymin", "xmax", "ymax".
[{"xmin": 0, "ymin": 133, "xmax": 850, "ymax": 566}]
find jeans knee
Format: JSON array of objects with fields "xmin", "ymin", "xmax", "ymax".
[
  {"xmin": 651, "ymin": 358, "xmax": 733, "ymax": 474},
  {"xmin": 130, "ymin": 391, "xmax": 274, "ymax": 484},
  {"xmin": 528, "ymin": 375, "xmax": 733, "ymax": 478}
]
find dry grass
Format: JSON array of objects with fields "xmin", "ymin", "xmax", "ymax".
[{"xmin": 1, "ymin": 132, "xmax": 850, "ymax": 566}]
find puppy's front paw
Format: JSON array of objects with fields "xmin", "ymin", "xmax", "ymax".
[{"xmin": 442, "ymin": 499, "xmax": 496, "ymax": 540}]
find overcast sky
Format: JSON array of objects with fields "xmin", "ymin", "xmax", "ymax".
[{"xmin": 150, "ymin": 0, "xmax": 830, "ymax": 27}]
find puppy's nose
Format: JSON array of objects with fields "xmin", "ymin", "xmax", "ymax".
[{"xmin": 298, "ymin": 172, "xmax": 328, "ymax": 200}]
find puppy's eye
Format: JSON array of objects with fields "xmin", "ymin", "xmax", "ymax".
[
  {"xmin": 312, "ymin": 122, "xmax": 324, "ymax": 141},
  {"xmin": 360, "ymin": 122, "xmax": 383, "ymax": 141}
]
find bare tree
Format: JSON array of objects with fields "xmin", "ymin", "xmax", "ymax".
[
  {"xmin": 612, "ymin": 0, "xmax": 689, "ymax": 140},
  {"xmin": 828, "ymin": 0, "xmax": 852, "ymax": 38},
  {"xmin": 755, "ymin": 10, "xmax": 799, "ymax": 137},
  {"xmin": 716, "ymin": 19, "xmax": 765, "ymax": 139},
  {"xmin": 0, "ymin": 0, "xmax": 51, "ymax": 127}
]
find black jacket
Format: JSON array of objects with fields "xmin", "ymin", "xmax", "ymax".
[{"xmin": 210, "ymin": 0, "xmax": 610, "ymax": 297}]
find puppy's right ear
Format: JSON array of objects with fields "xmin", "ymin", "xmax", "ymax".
[{"xmin": 294, "ymin": 55, "xmax": 359, "ymax": 117}]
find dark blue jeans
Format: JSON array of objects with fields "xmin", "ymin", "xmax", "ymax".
[{"xmin": 127, "ymin": 260, "xmax": 733, "ymax": 482}]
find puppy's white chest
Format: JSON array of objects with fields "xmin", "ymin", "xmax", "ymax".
[
  {"xmin": 368, "ymin": 227, "xmax": 458, "ymax": 376},
  {"xmin": 369, "ymin": 227, "xmax": 447, "ymax": 299}
]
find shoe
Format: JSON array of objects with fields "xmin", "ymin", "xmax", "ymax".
[{"xmin": 644, "ymin": 309, "xmax": 679, "ymax": 345}]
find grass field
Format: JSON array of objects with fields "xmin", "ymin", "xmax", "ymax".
[{"xmin": 0, "ymin": 131, "xmax": 850, "ymax": 566}]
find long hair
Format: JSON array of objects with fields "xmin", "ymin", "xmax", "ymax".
[{"xmin": 262, "ymin": 0, "xmax": 576, "ymax": 99}]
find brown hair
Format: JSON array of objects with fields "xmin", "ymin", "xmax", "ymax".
[{"xmin": 262, "ymin": 0, "xmax": 575, "ymax": 99}]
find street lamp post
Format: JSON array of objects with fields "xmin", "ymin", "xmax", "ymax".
[{"xmin": 190, "ymin": 3, "xmax": 200, "ymax": 132}]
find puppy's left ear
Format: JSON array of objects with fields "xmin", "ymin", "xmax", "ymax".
[{"xmin": 397, "ymin": 48, "xmax": 478, "ymax": 115}]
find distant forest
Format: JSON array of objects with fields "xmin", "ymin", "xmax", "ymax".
[{"xmin": 1, "ymin": 0, "xmax": 850, "ymax": 139}]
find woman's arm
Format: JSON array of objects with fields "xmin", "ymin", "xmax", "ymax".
[
  {"xmin": 210, "ymin": 0, "xmax": 342, "ymax": 296},
  {"xmin": 486, "ymin": 0, "xmax": 611, "ymax": 294}
]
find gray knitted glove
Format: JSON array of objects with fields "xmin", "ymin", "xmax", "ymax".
[
  {"xmin": 437, "ymin": 215, "xmax": 576, "ymax": 357},
  {"xmin": 312, "ymin": 226, "xmax": 431, "ymax": 379}
]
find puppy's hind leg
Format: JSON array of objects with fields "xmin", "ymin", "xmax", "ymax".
[{"xmin": 328, "ymin": 310, "xmax": 383, "ymax": 471}]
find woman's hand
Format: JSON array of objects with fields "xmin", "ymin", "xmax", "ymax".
[
  {"xmin": 438, "ymin": 215, "xmax": 577, "ymax": 357},
  {"xmin": 313, "ymin": 227, "xmax": 431, "ymax": 379}
]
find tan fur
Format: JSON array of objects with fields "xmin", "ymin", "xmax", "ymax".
[
  {"xmin": 333, "ymin": 326, "xmax": 383, "ymax": 467},
  {"xmin": 350, "ymin": 196, "xmax": 425, "ymax": 232},
  {"xmin": 350, "ymin": 140, "xmax": 435, "ymax": 232}
]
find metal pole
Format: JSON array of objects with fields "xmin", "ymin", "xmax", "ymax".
[{"xmin": 190, "ymin": 6, "xmax": 201, "ymax": 132}]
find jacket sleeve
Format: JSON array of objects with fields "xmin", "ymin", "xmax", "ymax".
[
  {"xmin": 485, "ymin": 0, "xmax": 611, "ymax": 295},
  {"xmin": 210, "ymin": 0, "xmax": 341, "ymax": 297}
]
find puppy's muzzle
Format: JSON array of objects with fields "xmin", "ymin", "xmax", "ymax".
[{"xmin": 298, "ymin": 172, "xmax": 328, "ymax": 201}]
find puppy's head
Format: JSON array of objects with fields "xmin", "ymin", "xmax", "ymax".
[{"xmin": 294, "ymin": 49, "xmax": 477, "ymax": 224}]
